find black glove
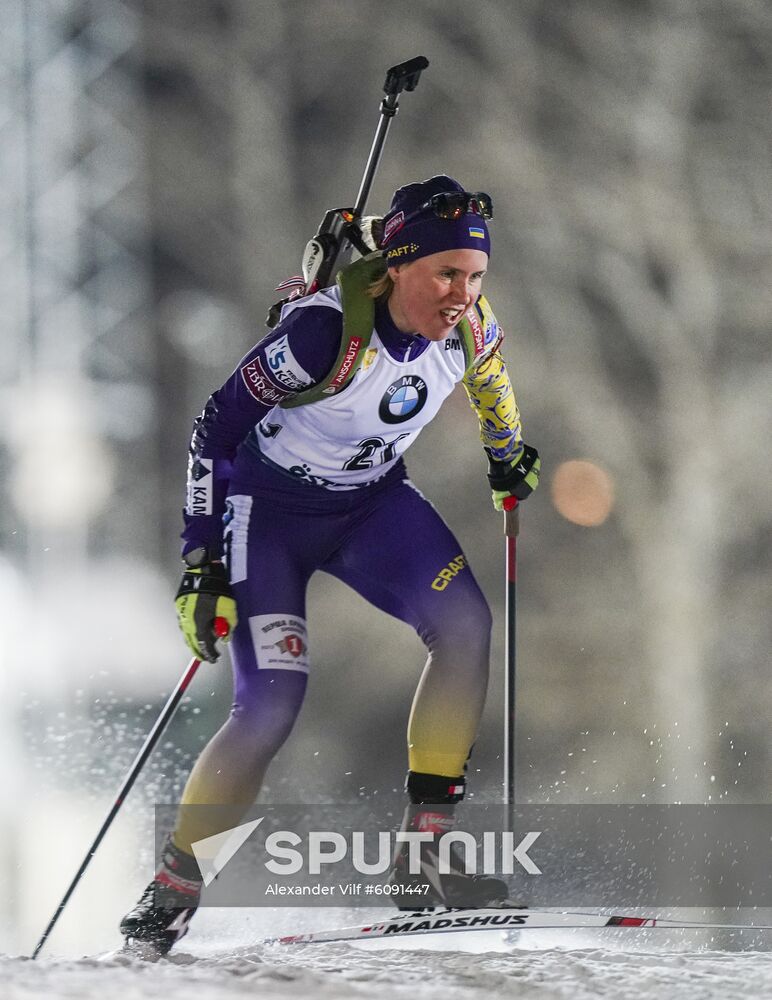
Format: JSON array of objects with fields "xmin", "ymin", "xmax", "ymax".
[
  {"xmin": 487, "ymin": 444, "xmax": 541, "ymax": 510},
  {"xmin": 174, "ymin": 552, "xmax": 237, "ymax": 663}
]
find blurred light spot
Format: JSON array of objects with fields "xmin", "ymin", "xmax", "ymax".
[
  {"xmin": 551, "ymin": 459, "xmax": 614, "ymax": 527},
  {"xmin": 162, "ymin": 290, "xmax": 247, "ymax": 365},
  {"xmin": 6, "ymin": 375, "xmax": 115, "ymax": 528}
]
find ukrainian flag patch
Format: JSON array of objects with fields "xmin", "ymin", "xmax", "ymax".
[{"xmin": 469, "ymin": 226, "xmax": 485, "ymax": 239}]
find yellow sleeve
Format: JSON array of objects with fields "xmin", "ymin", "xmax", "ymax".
[{"xmin": 461, "ymin": 344, "xmax": 523, "ymax": 464}]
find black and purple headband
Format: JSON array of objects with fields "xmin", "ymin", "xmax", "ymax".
[{"xmin": 380, "ymin": 175, "xmax": 492, "ymax": 265}]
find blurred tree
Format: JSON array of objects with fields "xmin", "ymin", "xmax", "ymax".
[
  {"xmin": 23, "ymin": 0, "xmax": 764, "ymax": 803},
  {"xmin": 479, "ymin": 1, "xmax": 772, "ymax": 800}
]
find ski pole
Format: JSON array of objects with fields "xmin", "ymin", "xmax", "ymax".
[
  {"xmin": 503, "ymin": 497, "xmax": 519, "ymax": 815},
  {"xmin": 30, "ymin": 621, "xmax": 226, "ymax": 959}
]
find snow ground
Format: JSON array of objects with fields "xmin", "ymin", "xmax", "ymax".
[
  {"xmin": 5, "ymin": 909, "xmax": 772, "ymax": 1000},
  {"xmin": 5, "ymin": 943, "xmax": 772, "ymax": 1000}
]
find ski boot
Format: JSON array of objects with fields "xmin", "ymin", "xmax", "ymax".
[
  {"xmin": 120, "ymin": 835, "xmax": 202, "ymax": 958},
  {"xmin": 389, "ymin": 771, "xmax": 512, "ymax": 912}
]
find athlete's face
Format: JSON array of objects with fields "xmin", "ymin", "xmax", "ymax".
[{"xmin": 387, "ymin": 249, "xmax": 488, "ymax": 341}]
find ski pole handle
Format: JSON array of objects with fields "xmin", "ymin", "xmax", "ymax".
[{"xmin": 503, "ymin": 495, "xmax": 520, "ymax": 538}]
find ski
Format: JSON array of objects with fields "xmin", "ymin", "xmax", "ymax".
[{"xmin": 274, "ymin": 907, "xmax": 772, "ymax": 945}]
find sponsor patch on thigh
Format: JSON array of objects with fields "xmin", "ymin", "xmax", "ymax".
[{"xmin": 249, "ymin": 615, "xmax": 310, "ymax": 673}]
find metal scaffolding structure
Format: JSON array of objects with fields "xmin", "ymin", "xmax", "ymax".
[{"xmin": 1, "ymin": 0, "xmax": 157, "ymax": 572}]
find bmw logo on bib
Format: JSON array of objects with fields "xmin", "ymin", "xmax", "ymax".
[{"xmin": 379, "ymin": 375, "xmax": 428, "ymax": 424}]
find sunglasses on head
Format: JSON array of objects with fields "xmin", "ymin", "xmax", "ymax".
[
  {"xmin": 420, "ymin": 190, "xmax": 493, "ymax": 221},
  {"xmin": 380, "ymin": 190, "xmax": 493, "ymax": 247}
]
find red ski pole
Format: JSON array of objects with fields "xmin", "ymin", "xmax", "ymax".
[{"xmin": 503, "ymin": 497, "xmax": 519, "ymax": 814}]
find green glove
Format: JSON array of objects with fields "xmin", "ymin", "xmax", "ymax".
[
  {"xmin": 488, "ymin": 444, "xmax": 541, "ymax": 511},
  {"xmin": 175, "ymin": 554, "xmax": 237, "ymax": 663}
]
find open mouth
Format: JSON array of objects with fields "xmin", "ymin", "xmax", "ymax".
[{"xmin": 439, "ymin": 308, "xmax": 463, "ymax": 325}]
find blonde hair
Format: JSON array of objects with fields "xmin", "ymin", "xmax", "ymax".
[
  {"xmin": 359, "ymin": 214, "xmax": 394, "ymax": 301},
  {"xmin": 366, "ymin": 269, "xmax": 394, "ymax": 301}
]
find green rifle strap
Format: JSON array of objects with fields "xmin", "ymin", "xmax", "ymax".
[{"xmin": 280, "ymin": 253, "xmax": 387, "ymax": 409}]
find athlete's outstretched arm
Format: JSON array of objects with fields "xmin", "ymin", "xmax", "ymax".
[
  {"xmin": 461, "ymin": 323, "xmax": 540, "ymax": 507},
  {"xmin": 461, "ymin": 341, "xmax": 523, "ymax": 465}
]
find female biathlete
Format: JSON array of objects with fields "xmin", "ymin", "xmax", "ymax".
[{"xmin": 121, "ymin": 175, "xmax": 540, "ymax": 954}]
